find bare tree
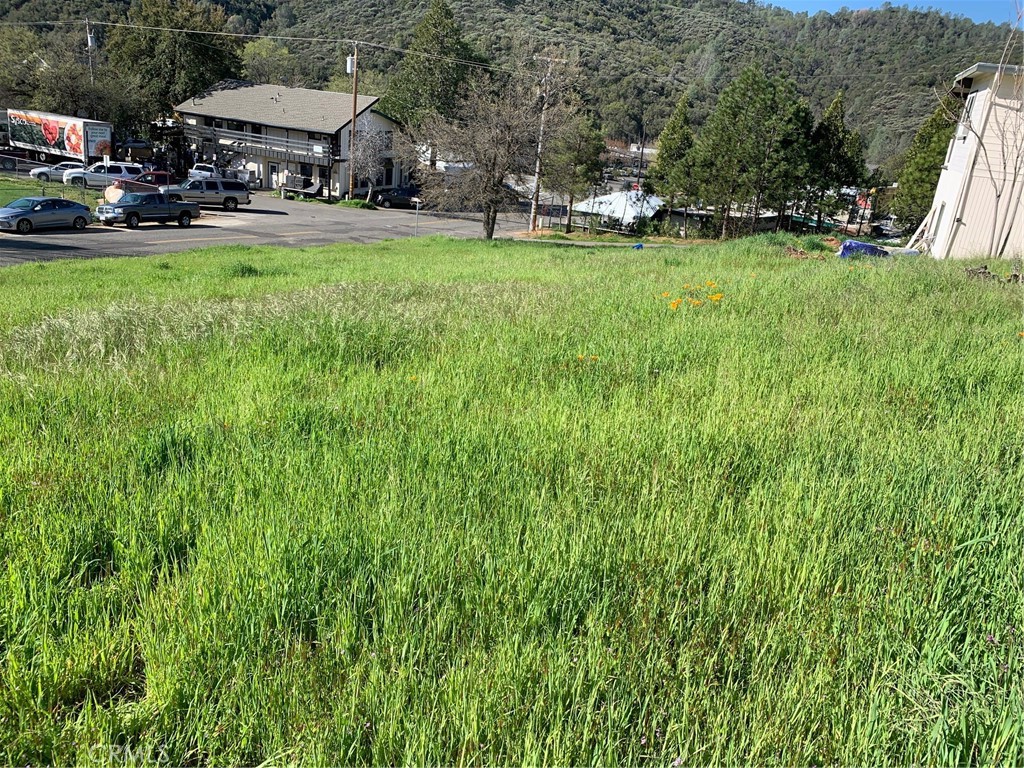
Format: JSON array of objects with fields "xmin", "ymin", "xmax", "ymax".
[
  {"xmin": 405, "ymin": 75, "xmax": 542, "ymax": 239},
  {"xmin": 350, "ymin": 115, "xmax": 392, "ymax": 201}
]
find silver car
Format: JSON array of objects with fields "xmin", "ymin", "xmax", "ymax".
[
  {"xmin": 29, "ymin": 161, "xmax": 84, "ymax": 183},
  {"xmin": 160, "ymin": 178, "xmax": 251, "ymax": 210},
  {"xmin": 63, "ymin": 162, "xmax": 145, "ymax": 188},
  {"xmin": 0, "ymin": 197, "xmax": 92, "ymax": 234}
]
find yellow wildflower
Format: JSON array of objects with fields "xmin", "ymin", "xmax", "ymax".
[
  {"xmin": 683, "ymin": 283, "xmax": 691, "ymax": 290},
  {"xmin": 661, "ymin": 291, "xmax": 670, "ymax": 298},
  {"xmin": 706, "ymin": 280, "xmax": 717, "ymax": 288},
  {"xmin": 577, "ymin": 354, "xmax": 584, "ymax": 361},
  {"xmin": 590, "ymin": 355, "xmax": 599, "ymax": 361},
  {"xmin": 708, "ymin": 293, "xmax": 724, "ymax": 302}
]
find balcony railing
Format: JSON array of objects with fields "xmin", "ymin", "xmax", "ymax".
[{"xmin": 184, "ymin": 125, "xmax": 338, "ymax": 163}]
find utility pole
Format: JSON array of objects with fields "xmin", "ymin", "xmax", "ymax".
[
  {"xmin": 85, "ymin": 19, "xmax": 95, "ymax": 86},
  {"xmin": 635, "ymin": 129, "xmax": 645, "ymax": 188},
  {"xmin": 530, "ymin": 56, "xmax": 564, "ymax": 232},
  {"xmin": 347, "ymin": 45, "xmax": 359, "ymax": 200}
]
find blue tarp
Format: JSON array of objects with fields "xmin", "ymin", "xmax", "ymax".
[{"xmin": 837, "ymin": 240, "xmax": 889, "ymax": 258}]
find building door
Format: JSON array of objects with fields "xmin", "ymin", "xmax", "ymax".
[{"xmin": 269, "ymin": 163, "xmax": 279, "ymax": 189}]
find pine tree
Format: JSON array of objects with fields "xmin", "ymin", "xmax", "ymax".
[
  {"xmin": 691, "ymin": 67, "xmax": 811, "ymax": 237},
  {"xmin": 647, "ymin": 95, "xmax": 695, "ymax": 207},
  {"xmin": 891, "ymin": 99, "xmax": 957, "ymax": 231},
  {"xmin": 379, "ymin": 0, "xmax": 478, "ymax": 126},
  {"xmin": 810, "ymin": 91, "xmax": 866, "ymax": 231},
  {"xmin": 543, "ymin": 113, "xmax": 605, "ymax": 234}
]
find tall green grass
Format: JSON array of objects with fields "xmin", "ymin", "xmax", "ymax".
[{"xmin": 0, "ymin": 235, "xmax": 1021, "ymax": 764}]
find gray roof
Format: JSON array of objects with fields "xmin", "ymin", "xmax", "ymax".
[
  {"xmin": 176, "ymin": 80, "xmax": 381, "ymax": 133},
  {"xmin": 954, "ymin": 62, "xmax": 1024, "ymax": 89}
]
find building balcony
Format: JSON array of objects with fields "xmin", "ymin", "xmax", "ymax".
[{"xmin": 184, "ymin": 124, "xmax": 339, "ymax": 165}]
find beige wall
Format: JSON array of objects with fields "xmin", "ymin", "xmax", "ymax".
[{"xmin": 935, "ymin": 74, "xmax": 1024, "ymax": 258}]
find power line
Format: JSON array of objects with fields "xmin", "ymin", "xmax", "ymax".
[
  {"xmin": 0, "ymin": 16, "xmax": 985, "ymax": 84},
  {"xmin": 0, "ymin": 19, "xmax": 522, "ymax": 75}
]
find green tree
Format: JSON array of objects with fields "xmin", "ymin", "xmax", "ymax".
[
  {"xmin": 379, "ymin": 0, "xmax": 477, "ymax": 126},
  {"xmin": 891, "ymin": 99, "xmax": 957, "ymax": 231},
  {"xmin": 691, "ymin": 67, "xmax": 811, "ymax": 237},
  {"xmin": 543, "ymin": 112, "xmax": 605, "ymax": 234},
  {"xmin": 241, "ymin": 39, "xmax": 301, "ymax": 86},
  {"xmin": 647, "ymin": 95, "xmax": 697, "ymax": 233},
  {"xmin": 0, "ymin": 27, "xmax": 42, "ymax": 107},
  {"xmin": 647, "ymin": 95, "xmax": 694, "ymax": 204},
  {"xmin": 107, "ymin": 0, "xmax": 241, "ymax": 119},
  {"xmin": 809, "ymin": 91, "xmax": 866, "ymax": 231}
]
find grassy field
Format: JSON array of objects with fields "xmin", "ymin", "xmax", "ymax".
[
  {"xmin": 0, "ymin": 234, "xmax": 1021, "ymax": 765},
  {"xmin": 0, "ymin": 176, "xmax": 103, "ymax": 209}
]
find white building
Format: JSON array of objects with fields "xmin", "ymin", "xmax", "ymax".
[
  {"xmin": 176, "ymin": 80, "xmax": 408, "ymax": 198},
  {"xmin": 910, "ymin": 63, "xmax": 1024, "ymax": 259}
]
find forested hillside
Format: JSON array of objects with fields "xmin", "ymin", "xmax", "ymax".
[
  {"xmin": 0, "ymin": 0, "xmax": 1014, "ymax": 165},
  {"xmin": 278, "ymin": 0, "xmax": 1014, "ymax": 163}
]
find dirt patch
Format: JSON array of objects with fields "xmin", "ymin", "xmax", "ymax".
[
  {"xmin": 966, "ymin": 264, "xmax": 1024, "ymax": 283},
  {"xmin": 785, "ymin": 245, "xmax": 826, "ymax": 260},
  {"xmin": 966, "ymin": 265, "xmax": 1002, "ymax": 281}
]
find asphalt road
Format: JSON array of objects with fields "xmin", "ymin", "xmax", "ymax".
[{"xmin": 0, "ymin": 193, "xmax": 530, "ymax": 268}]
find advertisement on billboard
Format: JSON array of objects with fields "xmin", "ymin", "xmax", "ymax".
[
  {"xmin": 84, "ymin": 123, "xmax": 113, "ymax": 159},
  {"xmin": 6, "ymin": 110, "xmax": 112, "ymax": 160}
]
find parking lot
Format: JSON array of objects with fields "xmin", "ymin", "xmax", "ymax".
[{"xmin": 0, "ymin": 192, "xmax": 529, "ymax": 268}]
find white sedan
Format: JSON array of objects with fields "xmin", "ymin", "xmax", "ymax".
[{"xmin": 28, "ymin": 161, "xmax": 84, "ymax": 183}]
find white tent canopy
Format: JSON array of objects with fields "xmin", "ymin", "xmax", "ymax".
[{"xmin": 572, "ymin": 190, "xmax": 664, "ymax": 226}]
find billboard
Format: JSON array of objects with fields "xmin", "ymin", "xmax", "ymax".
[
  {"xmin": 6, "ymin": 110, "xmax": 112, "ymax": 161},
  {"xmin": 84, "ymin": 123, "xmax": 113, "ymax": 159}
]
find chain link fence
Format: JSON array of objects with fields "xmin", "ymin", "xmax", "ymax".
[{"xmin": 0, "ymin": 180, "xmax": 104, "ymax": 208}]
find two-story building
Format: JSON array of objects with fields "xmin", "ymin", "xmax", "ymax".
[
  {"xmin": 909, "ymin": 63, "xmax": 1024, "ymax": 259},
  {"xmin": 175, "ymin": 80, "xmax": 408, "ymax": 198}
]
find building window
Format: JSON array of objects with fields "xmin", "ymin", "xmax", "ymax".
[
  {"xmin": 249, "ymin": 124, "xmax": 263, "ymax": 135},
  {"xmin": 957, "ymin": 94, "xmax": 976, "ymax": 140},
  {"xmin": 299, "ymin": 163, "xmax": 313, "ymax": 178}
]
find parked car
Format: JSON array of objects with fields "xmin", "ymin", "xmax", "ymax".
[
  {"xmin": 29, "ymin": 161, "xmax": 84, "ymax": 182},
  {"xmin": 187, "ymin": 163, "xmax": 222, "ymax": 179},
  {"xmin": 119, "ymin": 138, "xmax": 153, "ymax": 160},
  {"xmin": 374, "ymin": 186, "xmax": 421, "ymax": 209},
  {"xmin": 113, "ymin": 171, "xmax": 178, "ymax": 193},
  {"xmin": 63, "ymin": 163, "xmax": 145, "ymax": 188},
  {"xmin": 0, "ymin": 197, "xmax": 91, "ymax": 234},
  {"xmin": 159, "ymin": 178, "xmax": 251, "ymax": 210},
  {"xmin": 96, "ymin": 192, "xmax": 200, "ymax": 228}
]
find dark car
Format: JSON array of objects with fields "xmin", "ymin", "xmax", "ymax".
[
  {"xmin": 375, "ymin": 187, "xmax": 420, "ymax": 209},
  {"xmin": 114, "ymin": 171, "xmax": 179, "ymax": 193},
  {"xmin": 0, "ymin": 197, "xmax": 91, "ymax": 234}
]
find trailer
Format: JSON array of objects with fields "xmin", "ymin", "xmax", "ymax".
[{"xmin": 5, "ymin": 109, "xmax": 113, "ymax": 165}]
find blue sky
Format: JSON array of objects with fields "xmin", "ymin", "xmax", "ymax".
[{"xmin": 771, "ymin": 0, "xmax": 1018, "ymax": 25}]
